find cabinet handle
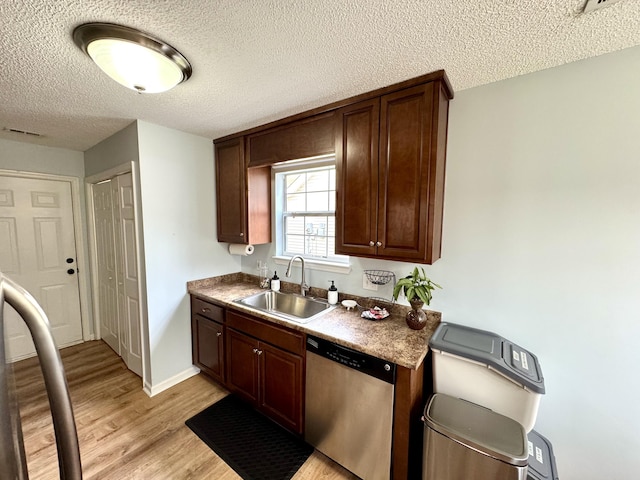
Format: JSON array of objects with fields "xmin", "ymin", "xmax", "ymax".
[
  {"xmin": 201, "ymin": 308, "xmax": 210, "ymax": 313},
  {"xmin": 376, "ymin": 241, "xmax": 382, "ymax": 247},
  {"xmin": 216, "ymin": 332, "xmax": 222, "ymax": 337},
  {"xmin": 253, "ymin": 348, "xmax": 259, "ymax": 354},
  {"xmin": 257, "ymin": 349, "xmax": 263, "ymax": 355},
  {"xmin": 369, "ymin": 241, "xmax": 375, "ymax": 247},
  {"xmin": 240, "ymin": 232, "xmax": 244, "ymax": 237}
]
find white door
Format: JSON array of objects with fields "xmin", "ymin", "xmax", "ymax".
[
  {"xmin": 91, "ymin": 173, "xmax": 142, "ymax": 377},
  {"xmin": 0, "ymin": 175, "xmax": 83, "ymax": 361},
  {"xmin": 92, "ymin": 180, "xmax": 119, "ymax": 354},
  {"xmin": 113, "ymin": 173, "xmax": 142, "ymax": 376}
]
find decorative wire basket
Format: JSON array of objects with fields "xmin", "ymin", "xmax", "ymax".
[
  {"xmin": 357, "ymin": 296, "xmax": 395, "ymax": 312},
  {"xmin": 356, "ymin": 296, "xmax": 395, "ymax": 320},
  {"xmin": 364, "ymin": 270, "xmax": 396, "ymax": 286}
]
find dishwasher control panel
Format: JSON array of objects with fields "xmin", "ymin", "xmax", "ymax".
[{"xmin": 307, "ymin": 335, "xmax": 396, "ymax": 384}]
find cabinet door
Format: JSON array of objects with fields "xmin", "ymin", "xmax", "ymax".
[
  {"xmin": 259, "ymin": 342, "xmax": 304, "ymax": 434},
  {"xmin": 377, "ymin": 83, "xmax": 435, "ymax": 261},
  {"xmin": 216, "ymin": 137, "xmax": 247, "ymax": 243},
  {"xmin": 335, "ymin": 98, "xmax": 380, "ymax": 256},
  {"xmin": 192, "ymin": 315, "xmax": 224, "ymax": 384},
  {"xmin": 226, "ymin": 329, "xmax": 259, "ymax": 404}
]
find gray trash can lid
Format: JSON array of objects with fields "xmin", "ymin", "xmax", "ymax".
[
  {"xmin": 527, "ymin": 430, "xmax": 560, "ymax": 480},
  {"xmin": 424, "ymin": 393, "xmax": 528, "ymax": 466},
  {"xmin": 429, "ymin": 322, "xmax": 545, "ymax": 394}
]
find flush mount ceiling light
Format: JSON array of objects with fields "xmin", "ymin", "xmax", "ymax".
[{"xmin": 73, "ymin": 22, "xmax": 192, "ymax": 93}]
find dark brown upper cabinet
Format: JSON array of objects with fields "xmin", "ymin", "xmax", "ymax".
[
  {"xmin": 247, "ymin": 112, "xmax": 335, "ymax": 167},
  {"xmin": 214, "ymin": 70, "xmax": 452, "ymax": 258},
  {"xmin": 335, "ymin": 78, "xmax": 452, "ymax": 263},
  {"xmin": 215, "ymin": 137, "xmax": 271, "ymax": 245}
]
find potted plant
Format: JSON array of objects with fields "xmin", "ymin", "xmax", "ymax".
[{"xmin": 392, "ymin": 266, "xmax": 441, "ymax": 330}]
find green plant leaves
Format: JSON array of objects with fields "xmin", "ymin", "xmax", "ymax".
[
  {"xmin": 415, "ymin": 287, "xmax": 430, "ymax": 305},
  {"xmin": 406, "ymin": 286, "xmax": 415, "ymax": 302},
  {"xmin": 391, "ymin": 266, "xmax": 442, "ymax": 305},
  {"xmin": 392, "ymin": 277, "xmax": 414, "ymax": 299}
]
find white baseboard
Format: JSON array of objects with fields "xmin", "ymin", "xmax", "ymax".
[{"xmin": 143, "ymin": 365, "xmax": 200, "ymax": 397}]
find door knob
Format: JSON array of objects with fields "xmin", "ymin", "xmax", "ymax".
[
  {"xmin": 66, "ymin": 257, "xmax": 74, "ymax": 264},
  {"xmin": 67, "ymin": 268, "xmax": 76, "ymax": 275}
]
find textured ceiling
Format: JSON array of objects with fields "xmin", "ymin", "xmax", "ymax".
[{"xmin": 1, "ymin": 0, "xmax": 640, "ymax": 152}]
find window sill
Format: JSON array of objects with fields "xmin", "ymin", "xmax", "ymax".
[{"xmin": 272, "ymin": 255, "xmax": 352, "ymax": 275}]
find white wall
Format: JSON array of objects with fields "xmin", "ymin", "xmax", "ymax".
[
  {"xmin": 136, "ymin": 121, "xmax": 241, "ymax": 390},
  {"xmin": 438, "ymin": 46, "xmax": 640, "ymax": 479},
  {"xmin": 0, "ymin": 138, "xmax": 84, "ymax": 177},
  {"xmin": 84, "ymin": 121, "xmax": 138, "ymax": 177},
  {"xmin": 245, "ymin": 46, "xmax": 640, "ymax": 478}
]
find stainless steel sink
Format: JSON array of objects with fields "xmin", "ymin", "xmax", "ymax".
[{"xmin": 233, "ymin": 291, "xmax": 334, "ymax": 323}]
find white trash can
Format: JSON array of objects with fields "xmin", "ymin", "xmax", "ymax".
[
  {"xmin": 422, "ymin": 393, "xmax": 529, "ymax": 480},
  {"xmin": 429, "ymin": 322, "xmax": 545, "ymax": 432}
]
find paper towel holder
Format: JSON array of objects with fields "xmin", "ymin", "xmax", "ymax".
[{"xmin": 228, "ymin": 243, "xmax": 255, "ymax": 256}]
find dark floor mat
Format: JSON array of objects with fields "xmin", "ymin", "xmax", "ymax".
[{"xmin": 185, "ymin": 395, "xmax": 313, "ymax": 480}]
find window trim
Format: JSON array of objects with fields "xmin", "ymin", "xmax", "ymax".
[{"xmin": 273, "ymin": 156, "xmax": 350, "ymax": 270}]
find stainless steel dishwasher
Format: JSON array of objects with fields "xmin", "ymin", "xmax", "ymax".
[{"xmin": 305, "ymin": 335, "xmax": 396, "ymax": 480}]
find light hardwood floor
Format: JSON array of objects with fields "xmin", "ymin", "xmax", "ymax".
[{"xmin": 13, "ymin": 340, "xmax": 358, "ymax": 480}]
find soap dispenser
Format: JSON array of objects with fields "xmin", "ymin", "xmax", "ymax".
[
  {"xmin": 328, "ymin": 280, "xmax": 338, "ymax": 305},
  {"xmin": 271, "ymin": 271, "xmax": 280, "ymax": 292}
]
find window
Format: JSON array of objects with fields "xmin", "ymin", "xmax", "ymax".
[{"xmin": 274, "ymin": 159, "xmax": 348, "ymax": 266}]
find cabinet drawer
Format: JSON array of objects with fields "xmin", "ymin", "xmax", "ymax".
[
  {"xmin": 226, "ymin": 310, "xmax": 304, "ymax": 356},
  {"xmin": 191, "ymin": 297, "xmax": 224, "ymax": 323}
]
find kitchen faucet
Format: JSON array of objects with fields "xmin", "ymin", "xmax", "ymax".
[{"xmin": 285, "ymin": 255, "xmax": 310, "ymax": 296}]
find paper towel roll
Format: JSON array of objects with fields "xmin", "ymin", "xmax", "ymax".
[{"xmin": 228, "ymin": 243, "xmax": 254, "ymax": 256}]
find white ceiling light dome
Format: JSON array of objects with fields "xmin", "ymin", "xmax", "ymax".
[{"xmin": 73, "ymin": 22, "xmax": 192, "ymax": 94}]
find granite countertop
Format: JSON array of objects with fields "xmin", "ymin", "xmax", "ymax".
[{"xmin": 187, "ymin": 273, "xmax": 441, "ymax": 370}]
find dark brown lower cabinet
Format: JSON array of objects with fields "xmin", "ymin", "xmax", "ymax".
[
  {"xmin": 225, "ymin": 311, "xmax": 304, "ymax": 434},
  {"xmin": 191, "ymin": 297, "xmax": 225, "ymax": 384},
  {"xmin": 259, "ymin": 342, "xmax": 304, "ymax": 433},
  {"xmin": 226, "ymin": 328, "xmax": 260, "ymax": 403},
  {"xmin": 192, "ymin": 315, "xmax": 225, "ymax": 383},
  {"xmin": 190, "ymin": 295, "xmax": 425, "ymax": 478}
]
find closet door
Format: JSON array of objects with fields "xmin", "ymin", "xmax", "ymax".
[
  {"xmin": 93, "ymin": 180, "xmax": 119, "ymax": 353},
  {"xmin": 113, "ymin": 173, "xmax": 142, "ymax": 376},
  {"xmin": 91, "ymin": 173, "xmax": 142, "ymax": 377}
]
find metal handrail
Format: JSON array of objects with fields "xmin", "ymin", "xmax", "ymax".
[{"xmin": 0, "ymin": 272, "xmax": 82, "ymax": 479}]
